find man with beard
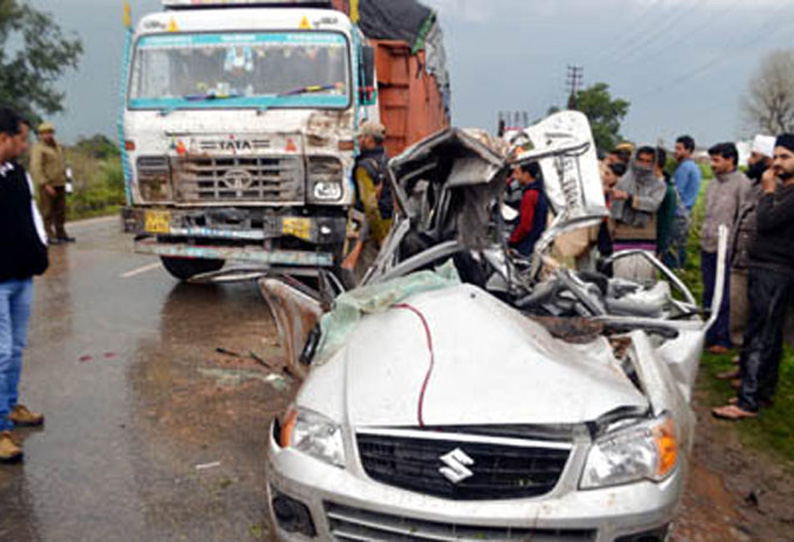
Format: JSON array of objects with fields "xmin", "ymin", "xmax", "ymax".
[
  {"xmin": 726, "ymin": 135, "xmax": 775, "ymax": 356},
  {"xmin": 713, "ymin": 134, "xmax": 794, "ymax": 420},
  {"xmin": 700, "ymin": 143, "xmax": 750, "ymax": 355}
]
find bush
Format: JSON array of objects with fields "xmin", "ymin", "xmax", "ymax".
[{"xmin": 64, "ymin": 147, "xmax": 126, "ymax": 220}]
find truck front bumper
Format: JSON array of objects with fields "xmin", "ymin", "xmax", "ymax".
[{"xmin": 121, "ymin": 206, "xmax": 347, "ymax": 268}]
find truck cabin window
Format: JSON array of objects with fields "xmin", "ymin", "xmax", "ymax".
[{"xmin": 129, "ymin": 32, "xmax": 350, "ymax": 109}]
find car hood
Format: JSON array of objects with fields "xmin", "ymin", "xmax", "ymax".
[{"xmin": 340, "ymin": 284, "xmax": 648, "ymax": 428}]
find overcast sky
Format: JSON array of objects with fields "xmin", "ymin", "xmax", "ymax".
[{"xmin": 33, "ymin": 0, "xmax": 794, "ymax": 148}]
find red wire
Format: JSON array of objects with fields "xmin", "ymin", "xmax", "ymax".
[{"xmin": 394, "ymin": 303, "xmax": 435, "ymax": 428}]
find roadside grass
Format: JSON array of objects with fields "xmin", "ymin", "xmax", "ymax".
[{"xmin": 681, "ymin": 167, "xmax": 794, "ymax": 468}]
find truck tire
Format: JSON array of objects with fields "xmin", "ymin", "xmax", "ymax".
[{"xmin": 161, "ymin": 257, "xmax": 225, "ymax": 281}]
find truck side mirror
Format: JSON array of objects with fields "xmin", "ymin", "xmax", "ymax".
[{"xmin": 359, "ymin": 45, "xmax": 376, "ymax": 106}]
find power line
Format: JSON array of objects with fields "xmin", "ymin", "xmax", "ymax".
[
  {"xmin": 615, "ymin": 0, "xmax": 745, "ymax": 69},
  {"xmin": 610, "ymin": 0, "xmax": 706, "ymax": 66},
  {"xmin": 588, "ymin": 0, "xmax": 667, "ymax": 67},
  {"xmin": 635, "ymin": 2, "xmax": 794, "ymax": 101}
]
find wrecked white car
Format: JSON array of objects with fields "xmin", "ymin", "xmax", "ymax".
[{"xmin": 262, "ymin": 112, "xmax": 724, "ymax": 542}]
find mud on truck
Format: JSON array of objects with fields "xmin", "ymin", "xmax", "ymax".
[{"xmin": 120, "ymin": 0, "xmax": 450, "ymax": 281}]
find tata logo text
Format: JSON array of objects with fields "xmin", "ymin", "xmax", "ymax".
[
  {"xmin": 439, "ymin": 448, "xmax": 475, "ymax": 484},
  {"xmin": 220, "ymin": 140, "xmax": 253, "ymax": 152}
]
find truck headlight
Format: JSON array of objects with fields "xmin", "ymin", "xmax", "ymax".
[
  {"xmin": 136, "ymin": 156, "xmax": 171, "ymax": 202},
  {"xmin": 580, "ymin": 413, "xmax": 678, "ymax": 489},
  {"xmin": 308, "ymin": 156, "xmax": 344, "ymax": 203},
  {"xmin": 313, "ymin": 181, "xmax": 343, "ymax": 201},
  {"xmin": 279, "ymin": 407, "xmax": 345, "ymax": 468}
]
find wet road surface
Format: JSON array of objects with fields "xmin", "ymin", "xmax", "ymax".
[{"xmin": 0, "ymin": 217, "xmax": 289, "ymax": 542}]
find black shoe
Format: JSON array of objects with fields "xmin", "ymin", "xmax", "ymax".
[
  {"xmin": 57, "ymin": 236, "xmax": 76, "ymax": 243},
  {"xmin": 48, "ymin": 238, "xmax": 63, "ymax": 246}
]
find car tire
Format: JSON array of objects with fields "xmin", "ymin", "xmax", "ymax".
[{"xmin": 161, "ymin": 257, "xmax": 225, "ymax": 281}]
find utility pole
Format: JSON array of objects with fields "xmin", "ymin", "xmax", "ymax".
[{"xmin": 566, "ymin": 65, "xmax": 584, "ymax": 110}]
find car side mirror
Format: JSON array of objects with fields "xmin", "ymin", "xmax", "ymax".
[{"xmin": 359, "ymin": 45, "xmax": 377, "ymax": 106}]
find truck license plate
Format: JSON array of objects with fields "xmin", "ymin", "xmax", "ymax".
[
  {"xmin": 144, "ymin": 210, "xmax": 171, "ymax": 234},
  {"xmin": 282, "ymin": 217, "xmax": 312, "ymax": 241}
]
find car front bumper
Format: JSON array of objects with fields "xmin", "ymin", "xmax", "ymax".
[{"xmin": 266, "ymin": 429, "xmax": 683, "ymax": 542}]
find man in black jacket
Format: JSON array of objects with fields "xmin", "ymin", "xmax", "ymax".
[
  {"xmin": 0, "ymin": 107, "xmax": 49, "ymax": 462},
  {"xmin": 713, "ymin": 133, "xmax": 794, "ymax": 420}
]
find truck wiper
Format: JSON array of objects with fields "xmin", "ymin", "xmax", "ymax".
[
  {"xmin": 256, "ymin": 85, "xmax": 339, "ymax": 115},
  {"xmin": 159, "ymin": 92, "xmax": 239, "ymax": 117},
  {"xmin": 277, "ymin": 84, "xmax": 339, "ymax": 97}
]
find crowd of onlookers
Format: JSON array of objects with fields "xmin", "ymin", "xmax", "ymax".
[
  {"xmin": 598, "ymin": 134, "xmax": 794, "ymax": 421},
  {"xmin": 506, "ymin": 128, "xmax": 794, "ymax": 421}
]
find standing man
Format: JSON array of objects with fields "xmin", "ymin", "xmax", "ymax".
[
  {"xmin": 342, "ymin": 120, "xmax": 392, "ymax": 282},
  {"xmin": 610, "ymin": 146, "xmax": 667, "ymax": 281},
  {"xmin": 31, "ymin": 122, "xmax": 74, "ymax": 245},
  {"xmin": 701, "ymin": 143, "xmax": 750, "ymax": 355},
  {"xmin": 671, "ymin": 135, "xmax": 702, "ymax": 268},
  {"xmin": 728, "ymin": 135, "xmax": 775, "ymax": 352},
  {"xmin": 509, "ymin": 162, "xmax": 548, "ymax": 257},
  {"xmin": 354, "ymin": 120, "xmax": 392, "ymax": 246},
  {"xmin": 0, "ymin": 107, "xmax": 49, "ymax": 462},
  {"xmin": 713, "ymin": 134, "xmax": 794, "ymax": 420}
]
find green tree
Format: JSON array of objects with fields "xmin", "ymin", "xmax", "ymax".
[
  {"xmin": 75, "ymin": 134, "xmax": 120, "ymax": 160},
  {"xmin": 0, "ymin": 0, "xmax": 83, "ymax": 122},
  {"xmin": 553, "ymin": 83, "xmax": 630, "ymax": 151}
]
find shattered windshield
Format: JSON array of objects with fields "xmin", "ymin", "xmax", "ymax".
[{"xmin": 128, "ymin": 32, "xmax": 350, "ymax": 110}]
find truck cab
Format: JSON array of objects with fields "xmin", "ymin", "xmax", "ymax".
[{"xmin": 121, "ymin": 1, "xmax": 381, "ymax": 280}]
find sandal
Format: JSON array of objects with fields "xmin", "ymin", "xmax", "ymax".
[
  {"xmin": 712, "ymin": 404, "xmax": 758, "ymax": 420},
  {"xmin": 716, "ymin": 369, "xmax": 740, "ymax": 380}
]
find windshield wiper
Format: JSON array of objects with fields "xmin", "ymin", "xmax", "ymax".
[
  {"xmin": 257, "ymin": 84, "xmax": 340, "ymax": 115},
  {"xmin": 277, "ymin": 84, "xmax": 339, "ymax": 97},
  {"xmin": 159, "ymin": 92, "xmax": 239, "ymax": 117}
]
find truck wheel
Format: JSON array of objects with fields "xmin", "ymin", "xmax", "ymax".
[{"xmin": 161, "ymin": 257, "xmax": 225, "ymax": 281}]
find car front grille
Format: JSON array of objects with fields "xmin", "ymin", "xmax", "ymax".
[
  {"xmin": 324, "ymin": 502, "xmax": 596, "ymax": 542},
  {"xmin": 356, "ymin": 432, "xmax": 570, "ymax": 501},
  {"xmin": 172, "ymin": 155, "xmax": 304, "ymax": 204}
]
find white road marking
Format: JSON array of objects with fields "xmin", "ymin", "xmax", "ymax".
[{"xmin": 120, "ymin": 262, "xmax": 161, "ymax": 279}]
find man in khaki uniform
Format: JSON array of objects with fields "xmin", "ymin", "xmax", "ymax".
[{"xmin": 31, "ymin": 123, "xmax": 74, "ymax": 244}]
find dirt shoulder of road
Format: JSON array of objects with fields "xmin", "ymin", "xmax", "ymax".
[{"xmin": 674, "ymin": 386, "xmax": 794, "ymax": 542}]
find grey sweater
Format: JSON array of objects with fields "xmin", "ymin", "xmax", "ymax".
[{"xmin": 701, "ymin": 170, "xmax": 750, "ymax": 253}]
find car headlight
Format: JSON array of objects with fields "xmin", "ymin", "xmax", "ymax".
[
  {"xmin": 580, "ymin": 413, "xmax": 678, "ymax": 490},
  {"xmin": 279, "ymin": 407, "xmax": 346, "ymax": 468}
]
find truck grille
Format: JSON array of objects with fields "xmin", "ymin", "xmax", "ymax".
[
  {"xmin": 172, "ymin": 155, "xmax": 304, "ymax": 203},
  {"xmin": 356, "ymin": 433, "xmax": 570, "ymax": 501},
  {"xmin": 324, "ymin": 503, "xmax": 596, "ymax": 542}
]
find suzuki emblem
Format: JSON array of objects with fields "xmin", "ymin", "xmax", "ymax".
[{"xmin": 439, "ymin": 448, "xmax": 475, "ymax": 484}]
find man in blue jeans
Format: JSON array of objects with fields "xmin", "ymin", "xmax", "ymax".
[
  {"xmin": 701, "ymin": 143, "xmax": 750, "ymax": 355},
  {"xmin": 669, "ymin": 135, "xmax": 702, "ymax": 268},
  {"xmin": 0, "ymin": 107, "xmax": 49, "ymax": 462}
]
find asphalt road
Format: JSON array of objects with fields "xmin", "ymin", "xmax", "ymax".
[{"xmin": 0, "ymin": 217, "xmax": 289, "ymax": 542}]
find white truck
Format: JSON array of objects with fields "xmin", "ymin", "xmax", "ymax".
[{"xmin": 120, "ymin": 0, "xmax": 450, "ymax": 281}]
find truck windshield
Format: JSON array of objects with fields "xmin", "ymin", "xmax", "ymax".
[{"xmin": 128, "ymin": 32, "xmax": 350, "ymax": 111}]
